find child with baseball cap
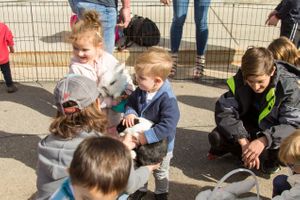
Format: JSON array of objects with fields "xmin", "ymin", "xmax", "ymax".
[{"xmin": 36, "ymin": 75, "xmax": 158, "ymax": 200}]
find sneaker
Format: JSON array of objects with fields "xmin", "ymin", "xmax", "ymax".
[
  {"xmin": 261, "ymin": 160, "xmax": 280, "ymax": 175},
  {"xmin": 207, "ymin": 152, "xmax": 219, "ymax": 160},
  {"xmin": 128, "ymin": 190, "xmax": 147, "ymax": 200},
  {"xmin": 154, "ymin": 193, "xmax": 168, "ymax": 200},
  {"xmin": 6, "ymin": 84, "xmax": 18, "ymax": 93}
]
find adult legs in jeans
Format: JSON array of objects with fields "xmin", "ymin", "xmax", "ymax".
[
  {"xmin": 170, "ymin": 0, "xmax": 189, "ymax": 54},
  {"xmin": 194, "ymin": 0, "xmax": 210, "ymax": 56},
  {"xmin": 0, "ymin": 62, "xmax": 13, "ymax": 87},
  {"xmin": 76, "ymin": 2, "xmax": 117, "ymax": 54},
  {"xmin": 272, "ymin": 174, "xmax": 291, "ymax": 197},
  {"xmin": 169, "ymin": 0, "xmax": 189, "ymax": 77},
  {"xmin": 193, "ymin": 0, "xmax": 210, "ymax": 78},
  {"xmin": 170, "ymin": 0, "xmax": 210, "ymax": 77}
]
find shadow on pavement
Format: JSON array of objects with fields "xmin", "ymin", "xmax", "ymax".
[
  {"xmin": 172, "ymin": 127, "xmax": 237, "ymax": 182},
  {"xmin": 0, "ymin": 83, "xmax": 56, "ymax": 117},
  {"xmin": 173, "ymin": 128, "xmax": 273, "ymax": 182},
  {"xmin": 173, "ymin": 127, "xmax": 276, "ymax": 198},
  {"xmin": 0, "ymin": 130, "xmax": 40, "ymax": 169},
  {"xmin": 176, "ymin": 95, "xmax": 217, "ymax": 112}
]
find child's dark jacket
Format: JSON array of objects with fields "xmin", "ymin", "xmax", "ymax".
[
  {"xmin": 215, "ymin": 61, "xmax": 300, "ymax": 149},
  {"xmin": 125, "ymin": 80, "xmax": 180, "ymax": 152}
]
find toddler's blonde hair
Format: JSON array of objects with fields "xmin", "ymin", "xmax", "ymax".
[
  {"xmin": 70, "ymin": 10, "xmax": 103, "ymax": 46},
  {"xmin": 268, "ymin": 36, "xmax": 300, "ymax": 67},
  {"xmin": 278, "ymin": 129, "xmax": 300, "ymax": 165},
  {"xmin": 135, "ymin": 47, "xmax": 172, "ymax": 80}
]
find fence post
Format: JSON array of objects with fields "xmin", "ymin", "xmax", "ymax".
[
  {"xmin": 227, "ymin": 2, "xmax": 235, "ymax": 75},
  {"xmin": 30, "ymin": 2, "xmax": 39, "ymax": 82}
]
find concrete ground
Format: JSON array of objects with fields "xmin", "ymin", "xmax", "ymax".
[{"xmin": 0, "ymin": 80, "xmax": 288, "ymax": 200}]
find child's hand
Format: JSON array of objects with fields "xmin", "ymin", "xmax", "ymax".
[
  {"xmin": 146, "ymin": 162, "xmax": 161, "ymax": 171},
  {"xmin": 122, "ymin": 114, "xmax": 137, "ymax": 127},
  {"xmin": 137, "ymin": 132, "xmax": 147, "ymax": 145},
  {"xmin": 242, "ymin": 137, "xmax": 266, "ymax": 170},
  {"xmin": 9, "ymin": 46, "xmax": 14, "ymax": 53},
  {"xmin": 121, "ymin": 134, "xmax": 138, "ymax": 150},
  {"xmin": 266, "ymin": 15, "xmax": 279, "ymax": 26},
  {"xmin": 100, "ymin": 96, "xmax": 113, "ymax": 108},
  {"xmin": 118, "ymin": 7, "xmax": 131, "ymax": 28},
  {"xmin": 160, "ymin": 0, "xmax": 170, "ymax": 6},
  {"xmin": 265, "ymin": 10, "xmax": 279, "ymax": 26}
]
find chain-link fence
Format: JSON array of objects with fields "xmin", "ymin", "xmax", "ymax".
[{"xmin": 0, "ymin": 1, "xmax": 278, "ymax": 82}]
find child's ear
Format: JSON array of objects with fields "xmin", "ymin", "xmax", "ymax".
[
  {"xmin": 95, "ymin": 98, "xmax": 102, "ymax": 111},
  {"xmin": 270, "ymin": 65, "xmax": 276, "ymax": 76},
  {"xmin": 154, "ymin": 77, "xmax": 163, "ymax": 84},
  {"xmin": 97, "ymin": 42, "xmax": 104, "ymax": 52}
]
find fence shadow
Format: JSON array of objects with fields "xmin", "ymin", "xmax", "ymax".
[
  {"xmin": 40, "ymin": 31, "xmax": 71, "ymax": 43},
  {"xmin": 0, "ymin": 130, "xmax": 40, "ymax": 169},
  {"xmin": 120, "ymin": 39, "xmax": 236, "ymax": 77},
  {"xmin": 0, "ymin": 83, "xmax": 56, "ymax": 117},
  {"xmin": 172, "ymin": 127, "xmax": 274, "ymax": 183},
  {"xmin": 176, "ymin": 95, "xmax": 217, "ymax": 112}
]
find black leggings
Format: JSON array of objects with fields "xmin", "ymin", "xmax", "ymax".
[
  {"xmin": 0, "ymin": 62, "xmax": 13, "ymax": 87},
  {"xmin": 280, "ymin": 21, "xmax": 300, "ymax": 48}
]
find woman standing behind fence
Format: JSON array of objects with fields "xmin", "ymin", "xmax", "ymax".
[
  {"xmin": 161, "ymin": 0, "xmax": 211, "ymax": 79},
  {"xmin": 266, "ymin": 0, "xmax": 300, "ymax": 48},
  {"xmin": 0, "ymin": 22, "xmax": 17, "ymax": 93},
  {"xmin": 72, "ymin": 0, "xmax": 131, "ymax": 54}
]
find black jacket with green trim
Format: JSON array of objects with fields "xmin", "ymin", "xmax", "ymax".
[{"xmin": 215, "ymin": 61, "xmax": 300, "ymax": 149}]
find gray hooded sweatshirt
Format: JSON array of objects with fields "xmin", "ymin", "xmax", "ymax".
[{"xmin": 36, "ymin": 131, "xmax": 151, "ymax": 200}]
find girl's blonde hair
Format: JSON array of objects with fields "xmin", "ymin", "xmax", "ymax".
[
  {"xmin": 70, "ymin": 10, "xmax": 103, "ymax": 46},
  {"xmin": 135, "ymin": 47, "xmax": 172, "ymax": 80},
  {"xmin": 268, "ymin": 36, "xmax": 300, "ymax": 67},
  {"xmin": 49, "ymin": 101, "xmax": 107, "ymax": 138},
  {"xmin": 278, "ymin": 129, "xmax": 300, "ymax": 164}
]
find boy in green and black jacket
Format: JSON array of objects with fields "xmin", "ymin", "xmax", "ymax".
[{"xmin": 208, "ymin": 47, "xmax": 300, "ymax": 175}]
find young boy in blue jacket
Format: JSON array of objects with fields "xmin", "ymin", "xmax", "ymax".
[{"xmin": 123, "ymin": 47, "xmax": 180, "ymax": 200}]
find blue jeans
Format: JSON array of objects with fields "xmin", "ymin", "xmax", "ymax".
[
  {"xmin": 76, "ymin": 2, "xmax": 117, "ymax": 54},
  {"xmin": 170, "ymin": 0, "xmax": 211, "ymax": 55},
  {"xmin": 68, "ymin": 0, "xmax": 79, "ymax": 13}
]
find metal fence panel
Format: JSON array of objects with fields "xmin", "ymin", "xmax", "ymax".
[{"xmin": 0, "ymin": 1, "xmax": 279, "ymax": 82}]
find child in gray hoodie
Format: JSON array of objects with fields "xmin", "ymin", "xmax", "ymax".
[{"xmin": 36, "ymin": 75, "xmax": 158, "ymax": 200}]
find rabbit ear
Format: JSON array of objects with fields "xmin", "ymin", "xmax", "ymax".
[{"xmin": 114, "ymin": 63, "xmax": 125, "ymax": 74}]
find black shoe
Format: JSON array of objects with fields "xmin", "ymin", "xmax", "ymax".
[
  {"xmin": 261, "ymin": 160, "xmax": 280, "ymax": 175},
  {"xmin": 128, "ymin": 191, "xmax": 147, "ymax": 200},
  {"xmin": 6, "ymin": 84, "xmax": 17, "ymax": 93},
  {"xmin": 154, "ymin": 193, "xmax": 168, "ymax": 200}
]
